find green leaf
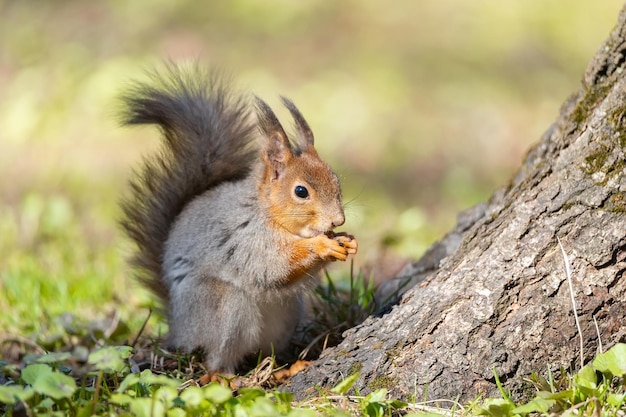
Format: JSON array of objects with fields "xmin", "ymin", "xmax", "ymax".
[
  {"xmin": 76, "ymin": 401, "xmax": 94, "ymax": 417},
  {"xmin": 130, "ymin": 397, "xmax": 166, "ymax": 417},
  {"xmin": 21, "ymin": 363, "xmax": 53, "ymax": 385},
  {"xmin": 179, "ymin": 386, "xmax": 205, "ymax": 408},
  {"xmin": 331, "ymin": 372, "xmax": 360, "ymax": 394},
  {"xmin": 237, "ymin": 387, "xmax": 266, "ymax": 403},
  {"xmin": 574, "ymin": 365, "xmax": 597, "ymax": 389},
  {"xmin": 116, "ymin": 372, "xmax": 140, "ymax": 393},
  {"xmin": 607, "ymin": 392, "xmax": 626, "ymax": 407},
  {"xmin": 574, "ymin": 364, "xmax": 599, "ymax": 398},
  {"xmin": 512, "ymin": 397, "xmax": 555, "ymax": 414},
  {"xmin": 244, "ymin": 396, "xmax": 278, "ymax": 415},
  {"xmin": 534, "ymin": 389, "xmax": 573, "ymax": 401},
  {"xmin": 0, "ymin": 385, "xmax": 34, "ymax": 404},
  {"xmin": 110, "ymin": 393, "xmax": 133, "ymax": 406},
  {"xmin": 36, "ymin": 397, "xmax": 56, "ymax": 410},
  {"xmin": 88, "ymin": 345, "xmax": 133, "ymax": 373},
  {"xmin": 36, "ymin": 352, "xmax": 73, "ymax": 364},
  {"xmin": 203, "ymin": 382, "xmax": 233, "ymax": 404},
  {"xmin": 32, "ymin": 371, "xmax": 77, "ymax": 400},
  {"xmin": 476, "ymin": 398, "xmax": 515, "ymax": 417},
  {"xmin": 154, "ymin": 386, "xmax": 178, "ymax": 407},
  {"xmin": 366, "ymin": 388, "xmax": 388, "ymax": 403},
  {"xmin": 592, "ymin": 343, "xmax": 626, "ymax": 377},
  {"xmin": 138, "ymin": 369, "xmax": 180, "ymax": 388},
  {"xmin": 167, "ymin": 408, "xmax": 187, "ymax": 417},
  {"xmin": 364, "ymin": 401, "xmax": 386, "ymax": 417}
]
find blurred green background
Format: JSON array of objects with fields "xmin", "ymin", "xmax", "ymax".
[{"xmin": 1, "ymin": 0, "xmax": 623, "ymax": 336}]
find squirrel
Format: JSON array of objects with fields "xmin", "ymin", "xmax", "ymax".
[{"xmin": 119, "ymin": 64, "xmax": 358, "ymax": 374}]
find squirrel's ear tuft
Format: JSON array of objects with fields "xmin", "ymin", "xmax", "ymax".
[
  {"xmin": 281, "ymin": 96, "xmax": 315, "ymax": 153},
  {"xmin": 255, "ymin": 96, "xmax": 292, "ymax": 180}
]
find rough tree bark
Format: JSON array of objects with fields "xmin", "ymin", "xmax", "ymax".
[{"xmin": 287, "ymin": 6, "xmax": 626, "ymax": 402}]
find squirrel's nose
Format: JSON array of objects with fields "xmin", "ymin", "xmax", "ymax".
[{"xmin": 332, "ymin": 212, "xmax": 345, "ymax": 228}]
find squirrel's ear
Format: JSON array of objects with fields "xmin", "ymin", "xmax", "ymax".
[
  {"xmin": 255, "ymin": 96, "xmax": 293, "ymax": 181},
  {"xmin": 281, "ymin": 96, "xmax": 315, "ymax": 153}
]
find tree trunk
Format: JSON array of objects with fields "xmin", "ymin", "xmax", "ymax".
[{"xmin": 287, "ymin": 5, "xmax": 626, "ymax": 403}]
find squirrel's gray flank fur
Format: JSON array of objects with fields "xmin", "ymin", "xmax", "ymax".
[{"xmin": 119, "ymin": 65, "xmax": 257, "ymax": 303}]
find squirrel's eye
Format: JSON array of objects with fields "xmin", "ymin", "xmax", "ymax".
[{"xmin": 294, "ymin": 185, "xmax": 309, "ymax": 199}]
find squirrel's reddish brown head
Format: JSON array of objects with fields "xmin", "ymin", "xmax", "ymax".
[{"xmin": 256, "ymin": 97, "xmax": 345, "ymax": 238}]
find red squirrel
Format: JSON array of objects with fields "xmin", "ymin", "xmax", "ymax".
[{"xmin": 120, "ymin": 65, "xmax": 357, "ymax": 373}]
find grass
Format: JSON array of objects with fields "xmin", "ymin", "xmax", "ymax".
[
  {"xmin": 0, "ymin": 269, "xmax": 406, "ymax": 416},
  {"xmin": 2, "ymin": 326, "xmax": 625, "ymax": 416},
  {"xmin": 2, "ymin": 245, "xmax": 625, "ymax": 416},
  {"xmin": 0, "ymin": 192, "xmax": 149, "ymax": 340}
]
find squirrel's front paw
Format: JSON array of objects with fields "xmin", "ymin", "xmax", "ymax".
[
  {"xmin": 313, "ymin": 232, "xmax": 357, "ymax": 262},
  {"xmin": 332, "ymin": 232, "xmax": 358, "ymax": 256}
]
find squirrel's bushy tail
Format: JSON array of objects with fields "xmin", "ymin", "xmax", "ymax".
[{"xmin": 120, "ymin": 65, "xmax": 257, "ymax": 303}]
